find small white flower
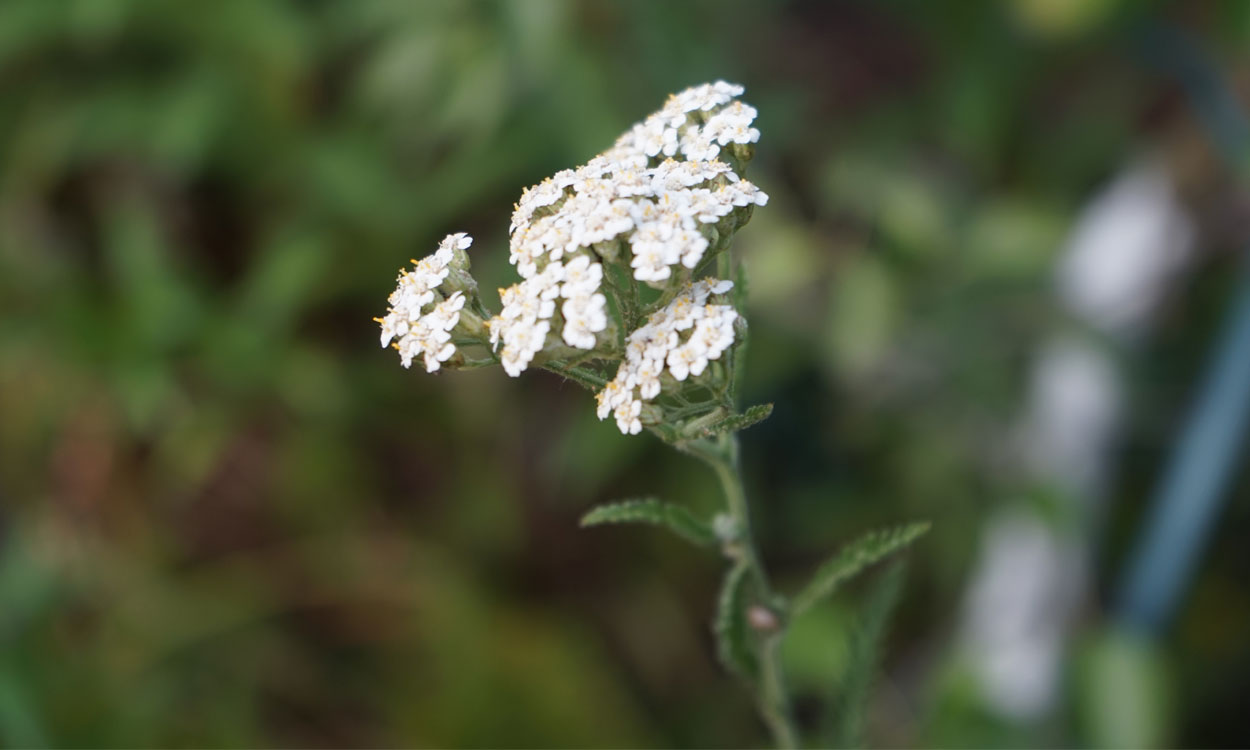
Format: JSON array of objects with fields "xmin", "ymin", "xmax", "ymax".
[
  {"xmin": 533, "ymin": 261, "xmax": 566, "ymax": 299},
  {"xmin": 630, "ymin": 241, "xmax": 673, "ymax": 282},
  {"xmin": 680, "ymin": 126, "xmax": 720, "ymax": 162},
  {"xmin": 613, "ymin": 398, "xmax": 643, "ymax": 435},
  {"xmin": 667, "ymin": 297, "xmax": 701, "ymax": 331},
  {"xmin": 439, "ymin": 232, "xmax": 474, "ymax": 252},
  {"xmin": 560, "ymin": 292, "xmax": 608, "ymax": 349},
  {"xmin": 635, "ymin": 358, "xmax": 662, "ymax": 399},
  {"xmin": 666, "ymin": 345, "xmax": 704, "ymax": 381},
  {"xmin": 596, "ymin": 380, "xmax": 627, "ymax": 419},
  {"xmin": 704, "ymin": 101, "xmax": 760, "ymax": 146},
  {"xmin": 670, "ymin": 81, "xmax": 743, "ymax": 114},
  {"xmin": 423, "ymin": 342, "xmax": 456, "ymax": 372},
  {"xmin": 500, "ymin": 319, "xmax": 551, "ymax": 377},
  {"xmin": 689, "ymin": 313, "xmax": 734, "ymax": 362},
  {"xmin": 396, "ymin": 331, "xmax": 421, "ymax": 369},
  {"xmin": 511, "ymin": 179, "xmax": 565, "ymax": 236},
  {"xmin": 676, "ymin": 228, "xmax": 710, "ymax": 269},
  {"xmin": 428, "ymin": 291, "xmax": 466, "ymax": 331},
  {"xmin": 634, "ymin": 115, "xmax": 679, "ymax": 158},
  {"xmin": 378, "ymin": 311, "xmax": 405, "ymax": 348}
]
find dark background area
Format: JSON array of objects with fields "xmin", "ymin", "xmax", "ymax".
[{"xmin": 1, "ymin": 0, "xmax": 1248, "ymax": 746}]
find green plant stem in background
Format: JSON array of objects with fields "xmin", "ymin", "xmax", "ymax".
[
  {"xmin": 710, "ymin": 433, "xmax": 800, "ymax": 749},
  {"xmin": 759, "ymin": 635, "xmax": 798, "ymax": 750}
]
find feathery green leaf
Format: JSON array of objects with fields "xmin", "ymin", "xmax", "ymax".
[
  {"xmin": 791, "ymin": 521, "xmax": 929, "ymax": 616},
  {"xmin": 714, "ymin": 560, "xmax": 758, "ymax": 679},
  {"xmin": 831, "ymin": 563, "xmax": 905, "ymax": 749},
  {"xmin": 580, "ymin": 498, "xmax": 716, "ymax": 547},
  {"xmin": 701, "ymin": 403, "xmax": 774, "ymax": 437}
]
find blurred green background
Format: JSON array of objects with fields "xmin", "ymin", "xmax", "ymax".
[{"xmin": 2, "ymin": 0, "xmax": 1249, "ymax": 746}]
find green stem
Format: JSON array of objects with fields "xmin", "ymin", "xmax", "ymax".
[
  {"xmin": 667, "ymin": 401, "xmax": 722, "ymax": 424},
  {"xmin": 760, "ymin": 634, "xmax": 796, "ymax": 749},
  {"xmin": 540, "ymin": 363, "xmax": 607, "ymax": 391},
  {"xmin": 711, "ymin": 434, "xmax": 799, "ymax": 749}
]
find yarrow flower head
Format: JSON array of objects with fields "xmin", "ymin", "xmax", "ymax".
[
  {"xmin": 377, "ymin": 81, "xmax": 766, "ymax": 437},
  {"xmin": 377, "ymin": 233, "xmax": 478, "ymax": 372}
]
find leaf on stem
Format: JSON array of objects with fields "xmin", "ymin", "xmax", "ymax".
[
  {"xmin": 829, "ymin": 562, "xmax": 905, "ymax": 749},
  {"xmin": 714, "ymin": 560, "xmax": 758, "ymax": 680},
  {"xmin": 791, "ymin": 522, "xmax": 929, "ymax": 616},
  {"xmin": 701, "ymin": 403, "xmax": 774, "ymax": 437},
  {"xmin": 580, "ymin": 498, "xmax": 716, "ymax": 547}
]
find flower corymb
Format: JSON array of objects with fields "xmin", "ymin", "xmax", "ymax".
[
  {"xmin": 377, "ymin": 81, "xmax": 766, "ymax": 436},
  {"xmin": 595, "ymin": 278, "xmax": 739, "ymax": 434},
  {"xmin": 377, "ymin": 233, "xmax": 474, "ymax": 372}
]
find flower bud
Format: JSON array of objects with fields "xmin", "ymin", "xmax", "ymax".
[
  {"xmin": 455, "ymin": 309, "xmax": 487, "ymax": 340},
  {"xmin": 451, "ymin": 243, "xmax": 472, "ymax": 272},
  {"xmin": 442, "ymin": 266, "xmax": 479, "ymax": 297},
  {"xmin": 747, "ymin": 605, "xmax": 781, "ymax": 634},
  {"xmin": 593, "ymin": 239, "xmax": 623, "ymax": 263},
  {"xmin": 712, "ymin": 513, "xmax": 738, "ymax": 542},
  {"xmin": 730, "ymin": 142, "xmax": 755, "ymax": 163}
]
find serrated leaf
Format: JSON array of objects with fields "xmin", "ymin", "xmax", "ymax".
[
  {"xmin": 580, "ymin": 498, "xmax": 716, "ymax": 547},
  {"xmin": 714, "ymin": 560, "xmax": 758, "ymax": 679},
  {"xmin": 829, "ymin": 562, "xmax": 905, "ymax": 749},
  {"xmin": 701, "ymin": 403, "xmax": 773, "ymax": 437},
  {"xmin": 791, "ymin": 522, "xmax": 929, "ymax": 616}
]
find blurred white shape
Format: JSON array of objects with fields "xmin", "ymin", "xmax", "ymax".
[
  {"xmin": 960, "ymin": 158, "xmax": 1193, "ymax": 721},
  {"xmin": 1057, "ymin": 160, "xmax": 1194, "ymax": 337},
  {"xmin": 1023, "ymin": 337, "xmax": 1122, "ymax": 499},
  {"xmin": 961, "ymin": 511, "xmax": 1084, "ymax": 719}
]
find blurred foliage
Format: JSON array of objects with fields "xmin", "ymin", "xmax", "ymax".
[{"xmin": 1, "ymin": 0, "xmax": 1249, "ymax": 746}]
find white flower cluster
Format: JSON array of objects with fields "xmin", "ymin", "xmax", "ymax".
[
  {"xmin": 489, "ymin": 81, "xmax": 766, "ymax": 379},
  {"xmin": 487, "ymin": 252, "xmax": 609, "ymax": 376},
  {"xmin": 380, "ymin": 84, "xmax": 765, "ymax": 441},
  {"xmin": 377, "ymin": 233, "xmax": 472, "ymax": 372},
  {"xmin": 595, "ymin": 279, "xmax": 739, "ymax": 435},
  {"xmin": 613, "ymin": 82, "xmax": 761, "ymax": 164}
]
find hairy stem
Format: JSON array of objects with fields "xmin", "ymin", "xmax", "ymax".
[
  {"xmin": 540, "ymin": 362, "xmax": 608, "ymax": 390},
  {"xmin": 711, "ymin": 434, "xmax": 799, "ymax": 749}
]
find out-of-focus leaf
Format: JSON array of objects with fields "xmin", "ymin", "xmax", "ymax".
[
  {"xmin": 1012, "ymin": 0, "xmax": 1121, "ymax": 38},
  {"xmin": 792, "ymin": 522, "xmax": 929, "ymax": 616},
  {"xmin": 102, "ymin": 196, "xmax": 200, "ymax": 353},
  {"xmin": 714, "ymin": 560, "xmax": 757, "ymax": 680},
  {"xmin": 827, "ymin": 253, "xmax": 900, "ymax": 378},
  {"xmin": 1077, "ymin": 629, "xmax": 1172, "ymax": 749},
  {"xmin": 0, "ymin": 669, "xmax": 46, "ymax": 750},
  {"xmin": 831, "ymin": 563, "xmax": 905, "ymax": 749},
  {"xmin": 965, "ymin": 199, "xmax": 1064, "ymax": 280}
]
